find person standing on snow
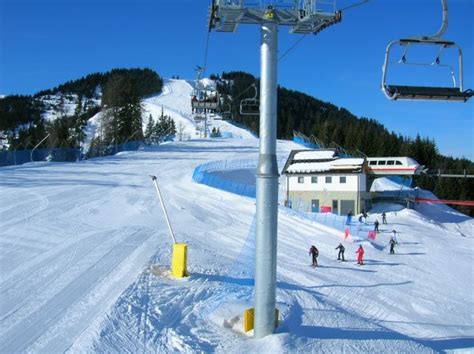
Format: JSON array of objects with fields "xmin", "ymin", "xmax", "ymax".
[
  {"xmin": 358, "ymin": 215, "xmax": 364, "ymax": 224},
  {"xmin": 392, "ymin": 229, "xmax": 398, "ymax": 243},
  {"xmin": 362, "ymin": 209, "xmax": 368, "ymax": 219},
  {"xmin": 382, "ymin": 212, "xmax": 387, "ymax": 224},
  {"xmin": 346, "ymin": 210, "xmax": 353, "ymax": 225},
  {"xmin": 335, "ymin": 243, "xmax": 345, "ymax": 261},
  {"xmin": 309, "ymin": 245, "xmax": 319, "ymax": 267},
  {"xmin": 374, "ymin": 219, "xmax": 380, "ymax": 233},
  {"xmin": 356, "ymin": 245, "xmax": 364, "ymax": 265},
  {"xmin": 389, "ymin": 237, "xmax": 397, "ymax": 254}
]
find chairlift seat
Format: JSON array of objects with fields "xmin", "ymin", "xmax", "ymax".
[
  {"xmin": 240, "ymin": 99, "xmax": 260, "ymax": 116},
  {"xmin": 399, "ymin": 38, "xmax": 455, "ymax": 46},
  {"xmin": 194, "ymin": 115, "xmax": 206, "ymax": 122},
  {"xmin": 192, "ymin": 101, "xmax": 219, "ymax": 110},
  {"xmin": 385, "ymin": 85, "xmax": 472, "ymax": 102}
]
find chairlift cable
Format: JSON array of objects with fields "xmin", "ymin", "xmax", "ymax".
[
  {"xmin": 278, "ymin": 34, "xmax": 308, "ymax": 62},
  {"xmin": 202, "ymin": 30, "xmax": 211, "ymax": 77},
  {"xmin": 278, "ymin": 1, "xmax": 369, "ymax": 63},
  {"xmin": 339, "ymin": 0, "xmax": 369, "ymax": 12}
]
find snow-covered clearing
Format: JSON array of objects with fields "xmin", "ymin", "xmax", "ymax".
[{"xmin": 0, "ymin": 80, "xmax": 473, "ymax": 353}]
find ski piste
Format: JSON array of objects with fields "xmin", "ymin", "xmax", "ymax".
[{"xmin": 0, "ymin": 79, "xmax": 472, "ymax": 353}]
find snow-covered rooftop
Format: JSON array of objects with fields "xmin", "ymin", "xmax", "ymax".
[
  {"xmin": 293, "ymin": 150, "xmax": 336, "ymax": 161},
  {"xmin": 287, "ymin": 158, "xmax": 364, "ymax": 174}
]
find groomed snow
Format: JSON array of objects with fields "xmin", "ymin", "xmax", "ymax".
[
  {"xmin": 0, "ymin": 80, "xmax": 472, "ymax": 353},
  {"xmin": 371, "ymin": 177, "xmax": 414, "ymax": 192}
]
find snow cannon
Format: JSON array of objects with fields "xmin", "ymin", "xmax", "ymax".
[{"xmin": 150, "ymin": 175, "xmax": 189, "ymax": 278}]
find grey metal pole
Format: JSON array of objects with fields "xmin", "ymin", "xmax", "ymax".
[
  {"xmin": 30, "ymin": 133, "xmax": 51, "ymax": 162},
  {"xmin": 254, "ymin": 21, "xmax": 279, "ymax": 339},
  {"xmin": 150, "ymin": 175, "xmax": 177, "ymax": 244}
]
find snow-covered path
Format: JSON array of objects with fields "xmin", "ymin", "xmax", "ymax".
[
  {"xmin": 142, "ymin": 79, "xmax": 196, "ymax": 139},
  {"xmin": 0, "ymin": 79, "xmax": 473, "ymax": 353}
]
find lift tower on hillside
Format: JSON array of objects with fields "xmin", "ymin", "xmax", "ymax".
[{"xmin": 208, "ymin": 0, "xmax": 342, "ymax": 338}]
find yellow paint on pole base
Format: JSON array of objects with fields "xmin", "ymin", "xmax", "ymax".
[
  {"xmin": 244, "ymin": 308, "xmax": 279, "ymax": 333},
  {"xmin": 172, "ymin": 243, "xmax": 188, "ymax": 278}
]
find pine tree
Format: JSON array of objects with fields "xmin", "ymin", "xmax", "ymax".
[{"xmin": 145, "ymin": 114, "xmax": 154, "ymax": 144}]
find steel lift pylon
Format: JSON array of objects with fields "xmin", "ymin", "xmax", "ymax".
[{"xmin": 208, "ymin": 0, "xmax": 342, "ymax": 338}]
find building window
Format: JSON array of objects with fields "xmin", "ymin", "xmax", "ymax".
[
  {"xmin": 387, "ymin": 160, "xmax": 395, "ymax": 165},
  {"xmin": 378, "ymin": 160, "xmax": 386, "ymax": 165},
  {"xmin": 325, "ymin": 176, "xmax": 332, "ymax": 183},
  {"xmin": 298, "ymin": 176, "xmax": 304, "ymax": 184},
  {"xmin": 340, "ymin": 176, "xmax": 346, "ymax": 183},
  {"xmin": 396, "ymin": 160, "xmax": 403, "ymax": 165},
  {"xmin": 369, "ymin": 160, "xmax": 377, "ymax": 166},
  {"xmin": 332, "ymin": 200, "xmax": 339, "ymax": 214},
  {"xmin": 311, "ymin": 176, "xmax": 318, "ymax": 184}
]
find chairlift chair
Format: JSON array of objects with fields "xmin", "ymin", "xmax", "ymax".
[
  {"xmin": 219, "ymin": 101, "xmax": 232, "ymax": 120},
  {"xmin": 239, "ymin": 84, "xmax": 260, "ymax": 116},
  {"xmin": 194, "ymin": 115, "xmax": 206, "ymax": 123},
  {"xmin": 381, "ymin": 0, "xmax": 472, "ymax": 102}
]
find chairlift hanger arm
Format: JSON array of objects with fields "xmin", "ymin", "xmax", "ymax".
[{"xmin": 381, "ymin": 40, "xmax": 471, "ymax": 102}]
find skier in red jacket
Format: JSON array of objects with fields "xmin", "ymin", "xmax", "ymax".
[{"xmin": 356, "ymin": 245, "xmax": 364, "ymax": 265}]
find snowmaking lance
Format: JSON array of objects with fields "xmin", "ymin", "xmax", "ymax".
[{"xmin": 150, "ymin": 175, "xmax": 189, "ymax": 278}]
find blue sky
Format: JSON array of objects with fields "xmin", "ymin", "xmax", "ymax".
[{"xmin": 0, "ymin": 0, "xmax": 472, "ymax": 160}]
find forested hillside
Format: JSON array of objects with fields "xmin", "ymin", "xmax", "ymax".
[
  {"xmin": 0, "ymin": 68, "xmax": 163, "ymax": 151},
  {"xmin": 215, "ymin": 71, "xmax": 474, "ymax": 216}
]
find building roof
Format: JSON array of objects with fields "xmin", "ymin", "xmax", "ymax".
[
  {"xmin": 293, "ymin": 150, "xmax": 336, "ymax": 161},
  {"xmin": 282, "ymin": 149, "xmax": 366, "ymax": 175}
]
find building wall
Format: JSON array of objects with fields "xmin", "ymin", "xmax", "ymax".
[
  {"xmin": 287, "ymin": 190, "xmax": 371, "ymax": 215},
  {"xmin": 288, "ymin": 174, "xmax": 367, "ymax": 192}
]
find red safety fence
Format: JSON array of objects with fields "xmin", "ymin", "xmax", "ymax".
[{"xmin": 415, "ymin": 198, "xmax": 474, "ymax": 207}]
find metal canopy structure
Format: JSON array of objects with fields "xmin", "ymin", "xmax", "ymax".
[
  {"xmin": 381, "ymin": 0, "xmax": 472, "ymax": 102},
  {"xmin": 209, "ymin": 0, "xmax": 342, "ymax": 339},
  {"xmin": 209, "ymin": 0, "xmax": 341, "ymax": 34}
]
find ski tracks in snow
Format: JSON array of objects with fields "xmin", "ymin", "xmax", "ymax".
[{"xmin": 0, "ymin": 226, "xmax": 157, "ymax": 353}]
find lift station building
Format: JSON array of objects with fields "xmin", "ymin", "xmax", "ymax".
[{"xmin": 282, "ymin": 149, "xmax": 370, "ymax": 215}]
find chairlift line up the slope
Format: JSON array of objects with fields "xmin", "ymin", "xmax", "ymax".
[{"xmin": 381, "ymin": 0, "xmax": 472, "ymax": 102}]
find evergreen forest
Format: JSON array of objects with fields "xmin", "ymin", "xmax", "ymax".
[{"xmin": 0, "ymin": 68, "xmax": 163, "ymax": 151}]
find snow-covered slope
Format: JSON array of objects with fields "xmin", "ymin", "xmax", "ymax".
[
  {"xmin": 142, "ymin": 79, "xmax": 196, "ymax": 139},
  {"xmin": 0, "ymin": 80, "xmax": 472, "ymax": 353}
]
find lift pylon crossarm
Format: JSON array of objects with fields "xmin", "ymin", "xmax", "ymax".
[{"xmin": 208, "ymin": 0, "xmax": 342, "ymax": 35}]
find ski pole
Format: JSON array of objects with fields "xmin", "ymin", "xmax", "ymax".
[{"xmin": 150, "ymin": 175, "xmax": 177, "ymax": 244}]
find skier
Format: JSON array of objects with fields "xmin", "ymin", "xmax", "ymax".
[
  {"xmin": 374, "ymin": 219, "xmax": 380, "ymax": 233},
  {"xmin": 335, "ymin": 243, "xmax": 345, "ymax": 261},
  {"xmin": 346, "ymin": 210, "xmax": 353, "ymax": 225},
  {"xmin": 392, "ymin": 229, "xmax": 398, "ymax": 243},
  {"xmin": 389, "ymin": 237, "xmax": 397, "ymax": 254},
  {"xmin": 382, "ymin": 212, "xmax": 387, "ymax": 224},
  {"xmin": 362, "ymin": 209, "xmax": 368, "ymax": 219},
  {"xmin": 358, "ymin": 215, "xmax": 364, "ymax": 224},
  {"xmin": 309, "ymin": 245, "xmax": 319, "ymax": 267},
  {"xmin": 356, "ymin": 245, "xmax": 364, "ymax": 265}
]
